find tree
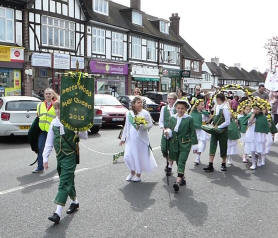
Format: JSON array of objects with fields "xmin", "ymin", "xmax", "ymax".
[{"xmin": 265, "ymin": 36, "xmax": 278, "ymax": 71}]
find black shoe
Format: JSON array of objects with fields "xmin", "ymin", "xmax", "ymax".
[
  {"xmin": 180, "ymin": 178, "xmax": 186, "ymax": 186},
  {"xmin": 173, "ymin": 183, "xmax": 180, "ymax": 192},
  {"xmin": 66, "ymin": 203, "xmax": 79, "ymax": 214},
  {"xmin": 203, "ymin": 165, "xmax": 214, "ymax": 173},
  {"xmin": 164, "ymin": 166, "xmax": 168, "ymax": 172},
  {"xmin": 48, "ymin": 213, "xmax": 60, "ymax": 224},
  {"xmin": 221, "ymin": 164, "xmax": 227, "ymax": 172},
  {"xmin": 166, "ymin": 167, "xmax": 172, "ymax": 177}
]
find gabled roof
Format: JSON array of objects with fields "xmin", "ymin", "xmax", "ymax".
[
  {"xmin": 249, "ymin": 70, "xmax": 265, "ymax": 82},
  {"xmin": 179, "ymin": 36, "xmax": 204, "ymax": 61},
  {"xmin": 83, "ymin": 0, "xmax": 183, "ymax": 44}
]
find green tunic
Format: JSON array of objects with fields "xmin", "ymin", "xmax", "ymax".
[
  {"xmin": 191, "ymin": 109, "xmax": 202, "ymax": 129},
  {"xmin": 228, "ymin": 119, "xmax": 241, "ymax": 140},
  {"xmin": 255, "ymin": 113, "xmax": 270, "ymax": 134},
  {"xmin": 168, "ymin": 116, "xmax": 197, "ymax": 174},
  {"xmin": 161, "ymin": 106, "xmax": 175, "ymax": 157},
  {"xmin": 53, "ymin": 126, "xmax": 77, "ymax": 206},
  {"xmin": 238, "ymin": 114, "xmax": 251, "ymax": 133},
  {"xmin": 269, "ymin": 120, "xmax": 278, "ymax": 134}
]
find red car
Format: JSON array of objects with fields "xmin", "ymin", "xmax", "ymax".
[{"xmin": 94, "ymin": 94, "xmax": 128, "ymax": 126}]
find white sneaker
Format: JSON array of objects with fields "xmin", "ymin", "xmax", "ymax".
[
  {"xmin": 250, "ymin": 164, "xmax": 256, "ymax": 170},
  {"xmin": 242, "ymin": 157, "xmax": 248, "ymax": 163},
  {"xmin": 227, "ymin": 157, "xmax": 232, "ymax": 165},
  {"xmin": 257, "ymin": 159, "xmax": 262, "ymax": 167},
  {"xmin": 261, "ymin": 158, "xmax": 266, "ymax": 166},
  {"xmin": 194, "ymin": 157, "xmax": 200, "ymax": 165},
  {"xmin": 126, "ymin": 174, "xmax": 134, "ymax": 181},
  {"xmin": 132, "ymin": 176, "xmax": 141, "ymax": 183}
]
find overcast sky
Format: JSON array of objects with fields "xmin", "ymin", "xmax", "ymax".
[{"xmin": 113, "ymin": 0, "xmax": 278, "ymax": 72}]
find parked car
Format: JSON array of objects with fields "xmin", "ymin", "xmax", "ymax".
[
  {"xmin": 118, "ymin": 95, "xmax": 160, "ymax": 122},
  {"xmin": 94, "ymin": 94, "xmax": 128, "ymax": 126},
  {"xmin": 0, "ymin": 96, "xmax": 41, "ymax": 136},
  {"xmin": 144, "ymin": 92, "xmax": 168, "ymax": 110}
]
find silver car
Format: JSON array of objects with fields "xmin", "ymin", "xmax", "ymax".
[{"xmin": 0, "ymin": 96, "xmax": 41, "ymax": 136}]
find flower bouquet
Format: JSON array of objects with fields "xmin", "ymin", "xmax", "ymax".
[{"xmin": 134, "ymin": 116, "xmax": 148, "ymax": 130}]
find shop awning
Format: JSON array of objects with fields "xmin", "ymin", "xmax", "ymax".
[{"xmin": 133, "ymin": 77, "xmax": 160, "ymax": 82}]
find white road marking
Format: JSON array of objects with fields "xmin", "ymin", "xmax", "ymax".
[{"xmin": 0, "ymin": 168, "xmax": 90, "ymax": 196}]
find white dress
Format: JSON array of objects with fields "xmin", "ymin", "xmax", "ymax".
[
  {"xmin": 192, "ymin": 115, "xmax": 210, "ymax": 153},
  {"xmin": 264, "ymin": 133, "xmax": 273, "ymax": 155},
  {"xmin": 244, "ymin": 119, "xmax": 266, "ymax": 154},
  {"xmin": 121, "ymin": 110, "xmax": 157, "ymax": 174},
  {"xmin": 227, "ymin": 140, "xmax": 238, "ymax": 156}
]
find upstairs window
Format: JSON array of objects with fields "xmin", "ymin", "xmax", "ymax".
[
  {"xmin": 160, "ymin": 21, "xmax": 169, "ymax": 34},
  {"xmin": 132, "ymin": 11, "xmax": 142, "ymax": 26},
  {"xmin": 112, "ymin": 32, "xmax": 124, "ymax": 57},
  {"xmin": 42, "ymin": 15, "xmax": 75, "ymax": 49},
  {"xmin": 92, "ymin": 27, "xmax": 105, "ymax": 54},
  {"xmin": 132, "ymin": 36, "xmax": 141, "ymax": 59},
  {"xmin": 0, "ymin": 7, "xmax": 14, "ymax": 43},
  {"xmin": 193, "ymin": 61, "xmax": 200, "ymax": 72},
  {"xmin": 146, "ymin": 40, "xmax": 156, "ymax": 61},
  {"xmin": 185, "ymin": 59, "xmax": 191, "ymax": 70},
  {"xmin": 93, "ymin": 0, "xmax": 109, "ymax": 16},
  {"xmin": 164, "ymin": 44, "xmax": 179, "ymax": 65}
]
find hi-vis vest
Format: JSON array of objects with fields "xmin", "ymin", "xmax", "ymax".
[{"xmin": 37, "ymin": 102, "xmax": 56, "ymax": 132}]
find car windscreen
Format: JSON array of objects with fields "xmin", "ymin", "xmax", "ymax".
[
  {"xmin": 162, "ymin": 94, "xmax": 168, "ymax": 102},
  {"xmin": 95, "ymin": 96, "xmax": 122, "ymax": 106},
  {"xmin": 5, "ymin": 100, "xmax": 40, "ymax": 111},
  {"xmin": 0, "ymin": 98, "xmax": 3, "ymax": 109},
  {"xmin": 129, "ymin": 96, "xmax": 156, "ymax": 105}
]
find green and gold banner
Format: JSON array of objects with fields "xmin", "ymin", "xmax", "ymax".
[{"xmin": 60, "ymin": 72, "xmax": 94, "ymax": 131}]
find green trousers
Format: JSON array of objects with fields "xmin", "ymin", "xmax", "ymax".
[
  {"xmin": 55, "ymin": 153, "xmax": 77, "ymax": 206},
  {"xmin": 161, "ymin": 134, "xmax": 169, "ymax": 158},
  {"xmin": 169, "ymin": 143, "xmax": 191, "ymax": 175},
  {"xmin": 209, "ymin": 130, "xmax": 228, "ymax": 158}
]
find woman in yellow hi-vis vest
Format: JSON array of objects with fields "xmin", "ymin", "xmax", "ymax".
[{"xmin": 32, "ymin": 88, "xmax": 57, "ymax": 173}]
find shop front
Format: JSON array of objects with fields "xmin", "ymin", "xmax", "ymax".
[
  {"xmin": 131, "ymin": 65, "xmax": 160, "ymax": 94},
  {"xmin": 161, "ymin": 68, "xmax": 181, "ymax": 92},
  {"xmin": 0, "ymin": 46, "xmax": 24, "ymax": 96},
  {"xmin": 90, "ymin": 60, "xmax": 128, "ymax": 96},
  {"xmin": 32, "ymin": 52, "xmax": 84, "ymax": 95}
]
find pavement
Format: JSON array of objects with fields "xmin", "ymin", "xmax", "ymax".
[{"xmin": 0, "ymin": 125, "xmax": 278, "ymax": 238}]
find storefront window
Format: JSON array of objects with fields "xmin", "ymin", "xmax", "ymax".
[
  {"xmin": 96, "ymin": 75, "xmax": 126, "ymax": 97},
  {"xmin": 0, "ymin": 69, "xmax": 21, "ymax": 96},
  {"xmin": 132, "ymin": 80, "xmax": 159, "ymax": 94}
]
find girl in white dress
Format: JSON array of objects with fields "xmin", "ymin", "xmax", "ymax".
[{"xmin": 120, "ymin": 96, "xmax": 157, "ymax": 182}]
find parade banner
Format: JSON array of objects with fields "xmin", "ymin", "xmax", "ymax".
[{"xmin": 60, "ymin": 72, "xmax": 94, "ymax": 131}]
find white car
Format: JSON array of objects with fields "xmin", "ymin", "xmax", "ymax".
[{"xmin": 0, "ymin": 96, "xmax": 41, "ymax": 136}]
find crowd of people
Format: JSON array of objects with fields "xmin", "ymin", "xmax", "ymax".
[{"xmin": 31, "ymin": 83, "xmax": 278, "ymax": 224}]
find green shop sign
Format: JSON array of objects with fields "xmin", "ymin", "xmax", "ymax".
[{"xmin": 60, "ymin": 72, "xmax": 95, "ymax": 131}]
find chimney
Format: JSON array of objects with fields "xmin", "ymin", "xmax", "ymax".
[
  {"xmin": 170, "ymin": 13, "xmax": 180, "ymax": 35},
  {"xmin": 130, "ymin": 0, "xmax": 141, "ymax": 11},
  {"xmin": 211, "ymin": 57, "xmax": 220, "ymax": 67},
  {"xmin": 234, "ymin": 63, "xmax": 241, "ymax": 70}
]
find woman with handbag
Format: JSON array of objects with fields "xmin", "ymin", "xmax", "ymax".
[{"xmin": 203, "ymin": 93, "xmax": 231, "ymax": 172}]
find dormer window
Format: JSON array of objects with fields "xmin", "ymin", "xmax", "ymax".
[
  {"xmin": 93, "ymin": 0, "xmax": 109, "ymax": 16},
  {"xmin": 132, "ymin": 11, "xmax": 142, "ymax": 26},
  {"xmin": 160, "ymin": 21, "xmax": 169, "ymax": 34}
]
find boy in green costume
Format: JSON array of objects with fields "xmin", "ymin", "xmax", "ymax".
[
  {"xmin": 159, "ymin": 93, "xmax": 177, "ymax": 176},
  {"xmin": 164, "ymin": 99, "xmax": 197, "ymax": 192},
  {"xmin": 203, "ymin": 93, "xmax": 231, "ymax": 172},
  {"xmin": 43, "ymin": 101, "xmax": 88, "ymax": 224}
]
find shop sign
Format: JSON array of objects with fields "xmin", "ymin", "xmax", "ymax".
[
  {"xmin": 90, "ymin": 60, "xmax": 128, "ymax": 75},
  {"xmin": 71, "ymin": 56, "xmax": 85, "ymax": 70},
  {"xmin": 162, "ymin": 68, "xmax": 181, "ymax": 78},
  {"xmin": 0, "ymin": 46, "xmax": 24, "ymax": 62},
  {"xmin": 181, "ymin": 70, "xmax": 191, "ymax": 78},
  {"xmin": 132, "ymin": 65, "xmax": 159, "ymax": 77},
  {"xmin": 54, "ymin": 53, "xmax": 70, "ymax": 70},
  {"xmin": 183, "ymin": 78, "xmax": 201, "ymax": 84},
  {"xmin": 32, "ymin": 53, "xmax": 52, "ymax": 67}
]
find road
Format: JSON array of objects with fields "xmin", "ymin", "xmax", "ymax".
[{"xmin": 0, "ymin": 125, "xmax": 278, "ymax": 238}]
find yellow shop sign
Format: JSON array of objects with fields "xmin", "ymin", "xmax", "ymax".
[{"xmin": 0, "ymin": 46, "xmax": 11, "ymax": 62}]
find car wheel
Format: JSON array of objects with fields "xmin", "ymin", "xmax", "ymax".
[{"xmin": 90, "ymin": 126, "xmax": 100, "ymax": 134}]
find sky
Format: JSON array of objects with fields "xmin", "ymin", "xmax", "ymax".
[{"xmin": 113, "ymin": 0, "xmax": 278, "ymax": 72}]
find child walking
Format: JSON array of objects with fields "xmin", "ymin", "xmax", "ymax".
[
  {"xmin": 159, "ymin": 93, "xmax": 177, "ymax": 176},
  {"xmin": 164, "ymin": 99, "xmax": 198, "ymax": 192},
  {"xmin": 43, "ymin": 101, "xmax": 88, "ymax": 224},
  {"xmin": 190, "ymin": 99, "xmax": 210, "ymax": 165},
  {"xmin": 120, "ymin": 96, "xmax": 157, "ymax": 182}
]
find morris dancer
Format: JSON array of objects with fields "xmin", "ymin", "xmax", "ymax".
[
  {"xmin": 164, "ymin": 99, "xmax": 197, "ymax": 192},
  {"xmin": 43, "ymin": 101, "xmax": 88, "ymax": 224},
  {"xmin": 159, "ymin": 93, "xmax": 177, "ymax": 176},
  {"xmin": 245, "ymin": 100, "xmax": 269, "ymax": 170},
  {"xmin": 203, "ymin": 93, "xmax": 231, "ymax": 172},
  {"xmin": 190, "ymin": 99, "xmax": 210, "ymax": 165},
  {"xmin": 120, "ymin": 96, "xmax": 157, "ymax": 182}
]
